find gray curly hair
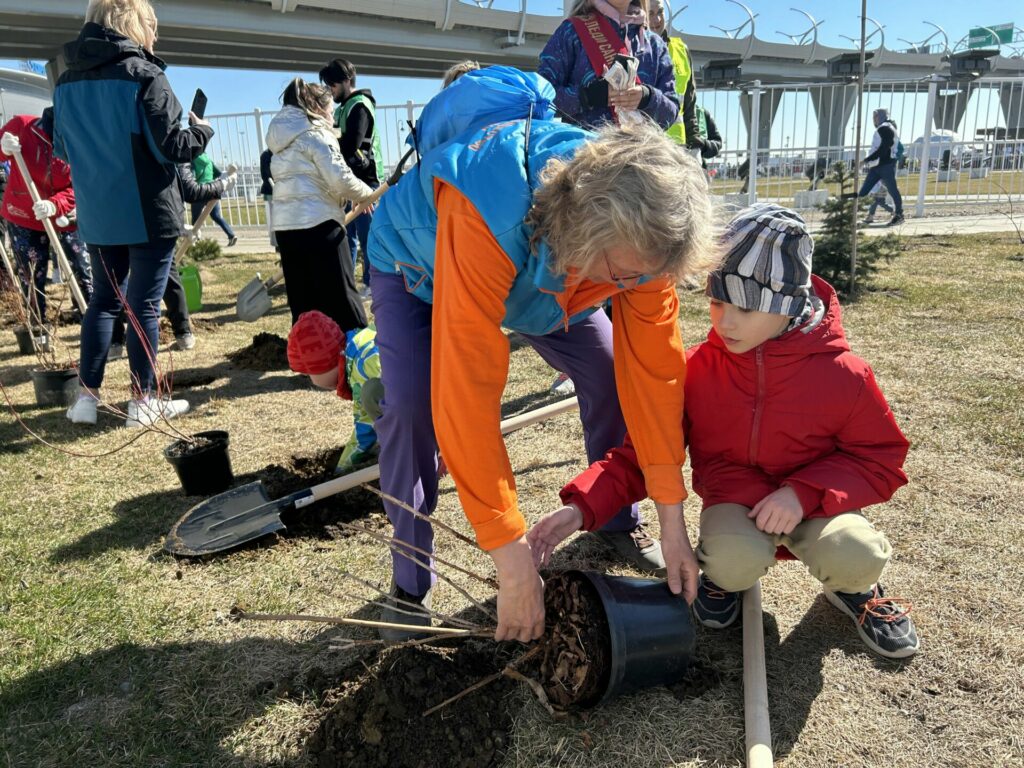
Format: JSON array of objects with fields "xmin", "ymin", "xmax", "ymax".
[{"xmin": 527, "ymin": 121, "xmax": 721, "ymax": 281}]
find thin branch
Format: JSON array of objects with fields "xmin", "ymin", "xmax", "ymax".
[
  {"xmin": 359, "ymin": 483, "xmax": 478, "ymax": 549},
  {"xmin": 236, "ymin": 610, "xmax": 489, "ymax": 637},
  {"xmin": 337, "ymin": 572, "xmax": 482, "ymax": 630},
  {"xmin": 504, "ymin": 669, "xmax": 556, "ymax": 716},
  {"xmin": 339, "ymin": 521, "xmax": 497, "ymax": 589},
  {"xmin": 422, "ymin": 645, "xmax": 542, "ymax": 717}
]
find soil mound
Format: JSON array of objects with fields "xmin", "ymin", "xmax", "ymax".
[
  {"xmin": 307, "ymin": 643, "xmax": 513, "ymax": 768},
  {"xmin": 228, "ymin": 332, "xmax": 289, "ymax": 371},
  {"xmin": 255, "ymin": 448, "xmax": 385, "ymax": 538}
]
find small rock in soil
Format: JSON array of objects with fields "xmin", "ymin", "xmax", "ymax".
[
  {"xmin": 227, "ymin": 332, "xmax": 289, "ymax": 371},
  {"xmin": 307, "ymin": 643, "xmax": 514, "ymax": 768}
]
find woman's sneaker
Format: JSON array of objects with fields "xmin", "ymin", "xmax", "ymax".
[
  {"xmin": 125, "ymin": 397, "xmax": 190, "ymax": 428},
  {"xmin": 824, "ymin": 584, "xmax": 919, "ymax": 659},
  {"xmin": 693, "ymin": 573, "xmax": 740, "ymax": 628},
  {"xmin": 66, "ymin": 394, "xmax": 98, "ymax": 425},
  {"xmin": 550, "ymin": 372, "xmax": 575, "ymax": 396}
]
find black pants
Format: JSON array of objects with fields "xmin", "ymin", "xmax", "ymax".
[
  {"xmin": 111, "ymin": 261, "xmax": 190, "ymax": 344},
  {"xmin": 276, "ymin": 219, "xmax": 366, "ymax": 332}
]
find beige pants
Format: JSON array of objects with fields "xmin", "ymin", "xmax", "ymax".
[{"xmin": 695, "ymin": 503, "xmax": 892, "ymax": 594}]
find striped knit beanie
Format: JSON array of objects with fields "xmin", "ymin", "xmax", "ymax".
[{"xmin": 707, "ymin": 203, "xmax": 813, "ymax": 318}]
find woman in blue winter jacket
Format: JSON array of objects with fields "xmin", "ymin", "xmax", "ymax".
[
  {"xmin": 54, "ymin": 0, "xmax": 213, "ymax": 428},
  {"xmin": 538, "ymin": 0, "xmax": 679, "ymax": 130}
]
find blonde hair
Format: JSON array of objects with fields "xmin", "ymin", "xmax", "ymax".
[
  {"xmin": 527, "ymin": 121, "xmax": 720, "ymax": 281},
  {"xmin": 281, "ymin": 78, "xmax": 333, "ymax": 123},
  {"xmin": 85, "ymin": 0, "xmax": 157, "ymax": 50},
  {"xmin": 442, "ymin": 60, "xmax": 480, "ymax": 89}
]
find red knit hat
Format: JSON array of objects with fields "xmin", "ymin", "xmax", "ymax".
[{"xmin": 287, "ymin": 311, "xmax": 344, "ymax": 376}]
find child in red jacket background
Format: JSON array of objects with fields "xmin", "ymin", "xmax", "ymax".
[{"xmin": 529, "ymin": 203, "xmax": 918, "ymax": 659}]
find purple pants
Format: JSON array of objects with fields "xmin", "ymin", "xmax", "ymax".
[{"xmin": 371, "ymin": 267, "xmax": 640, "ymax": 596}]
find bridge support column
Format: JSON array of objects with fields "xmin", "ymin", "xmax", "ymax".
[
  {"xmin": 933, "ymin": 83, "xmax": 970, "ymax": 133},
  {"xmin": 810, "ymin": 84, "xmax": 856, "ymax": 164},
  {"xmin": 999, "ymin": 82, "xmax": 1024, "ymax": 140},
  {"xmin": 45, "ymin": 54, "xmax": 67, "ymax": 89},
  {"xmin": 740, "ymin": 88, "xmax": 780, "ymax": 156}
]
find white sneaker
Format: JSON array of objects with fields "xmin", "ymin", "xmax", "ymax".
[
  {"xmin": 66, "ymin": 395, "xmax": 98, "ymax": 425},
  {"xmin": 173, "ymin": 333, "xmax": 196, "ymax": 351},
  {"xmin": 125, "ymin": 397, "xmax": 190, "ymax": 428},
  {"xmin": 358, "ymin": 285, "xmax": 372, "ymax": 300},
  {"xmin": 550, "ymin": 372, "xmax": 576, "ymax": 396},
  {"xmin": 108, "ymin": 343, "xmax": 124, "ymax": 361}
]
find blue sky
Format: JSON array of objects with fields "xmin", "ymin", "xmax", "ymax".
[
  {"xmin": 2, "ymin": 1, "xmax": 1016, "ymax": 165},
  {"xmin": 9, "ymin": 0, "xmax": 1012, "ymax": 114}
]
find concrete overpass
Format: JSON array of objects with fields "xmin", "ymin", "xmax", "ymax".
[{"xmin": 3, "ymin": 0, "xmax": 1024, "ymax": 83}]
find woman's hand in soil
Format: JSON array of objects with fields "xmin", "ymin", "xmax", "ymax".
[
  {"xmin": 656, "ymin": 502, "xmax": 699, "ymax": 604},
  {"xmin": 490, "ymin": 536, "xmax": 546, "ymax": 643},
  {"xmin": 526, "ymin": 504, "xmax": 583, "ymax": 568}
]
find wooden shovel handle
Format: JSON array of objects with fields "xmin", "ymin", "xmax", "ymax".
[
  {"xmin": 742, "ymin": 580, "xmax": 774, "ymax": 767},
  {"xmin": 302, "ymin": 397, "xmax": 580, "ymax": 505}
]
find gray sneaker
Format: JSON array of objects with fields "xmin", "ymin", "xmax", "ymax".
[
  {"xmin": 594, "ymin": 524, "xmax": 665, "ymax": 574},
  {"xmin": 173, "ymin": 333, "xmax": 196, "ymax": 351},
  {"xmin": 378, "ymin": 580, "xmax": 433, "ymax": 644},
  {"xmin": 825, "ymin": 584, "xmax": 919, "ymax": 659},
  {"xmin": 693, "ymin": 573, "xmax": 740, "ymax": 629}
]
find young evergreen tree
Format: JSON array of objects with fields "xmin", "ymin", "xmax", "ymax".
[{"xmin": 813, "ymin": 161, "xmax": 901, "ymax": 294}]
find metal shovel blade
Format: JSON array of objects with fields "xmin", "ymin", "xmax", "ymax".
[
  {"xmin": 236, "ymin": 275, "xmax": 272, "ymax": 322},
  {"xmin": 164, "ymin": 481, "xmax": 287, "ymax": 556}
]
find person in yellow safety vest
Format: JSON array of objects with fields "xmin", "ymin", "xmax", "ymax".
[{"xmin": 646, "ymin": 0, "xmax": 701, "ymax": 149}]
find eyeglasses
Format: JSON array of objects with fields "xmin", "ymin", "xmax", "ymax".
[{"xmin": 604, "ymin": 251, "xmax": 645, "ymax": 288}]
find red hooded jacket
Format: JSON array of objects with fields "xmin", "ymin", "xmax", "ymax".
[
  {"xmin": 561, "ymin": 277, "xmax": 909, "ymax": 529},
  {"xmin": 1, "ymin": 114, "xmax": 76, "ymax": 233}
]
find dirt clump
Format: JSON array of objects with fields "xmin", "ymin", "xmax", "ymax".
[
  {"xmin": 536, "ymin": 572, "xmax": 611, "ymax": 710},
  {"xmin": 227, "ymin": 332, "xmax": 289, "ymax": 371},
  {"xmin": 255, "ymin": 447, "xmax": 385, "ymax": 538},
  {"xmin": 307, "ymin": 643, "xmax": 514, "ymax": 768}
]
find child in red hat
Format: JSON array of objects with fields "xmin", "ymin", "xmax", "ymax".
[{"xmin": 288, "ymin": 310, "xmax": 383, "ymax": 473}]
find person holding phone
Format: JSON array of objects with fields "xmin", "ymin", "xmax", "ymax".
[
  {"xmin": 53, "ymin": 0, "xmax": 213, "ymax": 427},
  {"xmin": 538, "ymin": 0, "xmax": 678, "ymax": 130}
]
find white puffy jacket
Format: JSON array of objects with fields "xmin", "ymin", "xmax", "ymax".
[{"xmin": 266, "ymin": 106, "xmax": 373, "ymax": 231}]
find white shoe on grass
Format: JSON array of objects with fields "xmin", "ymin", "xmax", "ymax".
[
  {"xmin": 66, "ymin": 394, "xmax": 98, "ymax": 425},
  {"xmin": 125, "ymin": 397, "xmax": 190, "ymax": 428}
]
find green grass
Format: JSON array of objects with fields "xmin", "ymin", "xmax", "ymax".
[{"xmin": 1, "ymin": 234, "xmax": 1023, "ymax": 767}]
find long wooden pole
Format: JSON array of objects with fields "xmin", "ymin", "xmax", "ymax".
[
  {"xmin": 8, "ymin": 146, "xmax": 87, "ymax": 314},
  {"xmin": 743, "ymin": 580, "xmax": 773, "ymax": 767}
]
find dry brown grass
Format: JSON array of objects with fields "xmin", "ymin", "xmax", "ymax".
[{"xmin": 1, "ymin": 235, "xmax": 1022, "ymax": 767}]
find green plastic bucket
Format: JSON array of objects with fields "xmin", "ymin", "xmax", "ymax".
[{"xmin": 179, "ymin": 265, "xmax": 203, "ymax": 313}]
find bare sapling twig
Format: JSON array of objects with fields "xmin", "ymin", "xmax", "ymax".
[
  {"xmin": 359, "ymin": 483, "xmax": 478, "ymax": 549},
  {"xmin": 336, "ymin": 587, "xmax": 486, "ymax": 632},
  {"xmin": 233, "ymin": 608, "xmax": 491, "ymax": 637},
  {"xmin": 422, "ymin": 644, "xmax": 543, "ymax": 717},
  {"xmin": 337, "ymin": 571, "xmax": 483, "ymax": 630},
  {"xmin": 372, "ymin": 535, "xmax": 498, "ymax": 623},
  {"xmin": 504, "ymin": 669, "xmax": 557, "ymax": 717},
  {"xmin": 338, "ymin": 520, "xmax": 497, "ymax": 589},
  {"xmin": 992, "ymin": 182, "xmax": 1024, "ymax": 246}
]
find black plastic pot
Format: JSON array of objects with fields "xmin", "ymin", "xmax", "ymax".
[
  {"xmin": 163, "ymin": 430, "xmax": 233, "ymax": 496},
  {"xmin": 13, "ymin": 325, "xmax": 48, "ymax": 355},
  {"xmin": 574, "ymin": 570, "xmax": 696, "ymax": 704},
  {"xmin": 30, "ymin": 368, "xmax": 79, "ymax": 407}
]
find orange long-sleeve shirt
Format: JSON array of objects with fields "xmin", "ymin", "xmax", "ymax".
[{"xmin": 431, "ymin": 182, "xmax": 687, "ymax": 552}]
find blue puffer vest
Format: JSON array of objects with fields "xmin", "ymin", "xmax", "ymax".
[{"xmin": 367, "ymin": 67, "xmax": 602, "ymax": 337}]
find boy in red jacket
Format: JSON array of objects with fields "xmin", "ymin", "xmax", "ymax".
[{"xmin": 529, "ymin": 204, "xmax": 918, "ymax": 659}]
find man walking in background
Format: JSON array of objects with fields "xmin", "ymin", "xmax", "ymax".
[
  {"xmin": 857, "ymin": 108, "xmax": 904, "ymax": 227},
  {"xmin": 320, "ymin": 58, "xmax": 383, "ymax": 297}
]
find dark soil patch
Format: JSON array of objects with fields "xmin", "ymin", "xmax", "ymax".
[
  {"xmin": 190, "ymin": 317, "xmax": 221, "ymax": 333},
  {"xmin": 307, "ymin": 642, "xmax": 514, "ymax": 768},
  {"xmin": 254, "ymin": 447, "xmax": 385, "ymax": 538},
  {"xmin": 668, "ymin": 658, "xmax": 724, "ymax": 700},
  {"xmin": 536, "ymin": 572, "xmax": 611, "ymax": 710},
  {"xmin": 227, "ymin": 332, "xmax": 289, "ymax": 371},
  {"xmin": 168, "ymin": 370, "xmax": 218, "ymax": 389}
]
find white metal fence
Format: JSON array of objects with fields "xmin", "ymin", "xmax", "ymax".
[
  {"xmin": 203, "ymin": 77, "xmax": 1024, "ymax": 229},
  {"xmin": 697, "ymin": 76, "xmax": 1024, "ymax": 214},
  {"xmin": 199, "ymin": 101, "xmax": 424, "ymax": 229}
]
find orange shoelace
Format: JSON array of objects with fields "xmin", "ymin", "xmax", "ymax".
[{"xmin": 858, "ymin": 587, "xmax": 913, "ymax": 626}]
